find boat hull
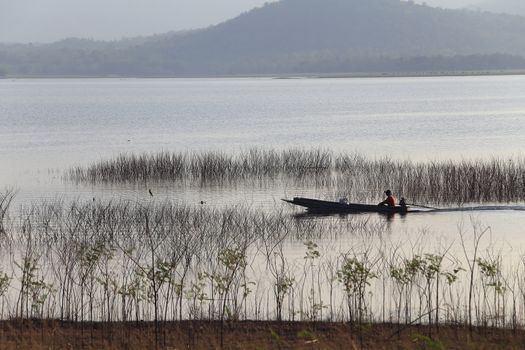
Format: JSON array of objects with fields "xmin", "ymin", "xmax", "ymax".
[{"xmin": 283, "ymin": 197, "xmax": 412, "ymax": 214}]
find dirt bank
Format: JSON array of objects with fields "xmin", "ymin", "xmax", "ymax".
[{"xmin": 0, "ymin": 320, "xmax": 524, "ymax": 349}]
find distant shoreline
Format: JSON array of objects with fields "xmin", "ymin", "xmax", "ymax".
[{"xmin": 2, "ymin": 69, "xmax": 525, "ymax": 80}]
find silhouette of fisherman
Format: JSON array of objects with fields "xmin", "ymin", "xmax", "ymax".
[{"xmin": 378, "ymin": 189, "xmax": 396, "ymax": 207}]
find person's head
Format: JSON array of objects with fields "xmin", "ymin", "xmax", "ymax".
[{"xmin": 385, "ymin": 190, "xmax": 392, "ymax": 196}]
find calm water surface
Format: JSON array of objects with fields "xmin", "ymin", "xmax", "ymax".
[{"xmin": 1, "ymin": 76, "xmax": 524, "ymax": 248}]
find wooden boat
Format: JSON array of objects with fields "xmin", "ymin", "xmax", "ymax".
[{"xmin": 282, "ymin": 197, "xmax": 419, "ymax": 214}]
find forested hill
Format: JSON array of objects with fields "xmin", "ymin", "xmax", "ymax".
[{"xmin": 2, "ymin": 0, "xmax": 525, "ymax": 77}]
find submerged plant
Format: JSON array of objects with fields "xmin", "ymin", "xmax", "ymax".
[
  {"xmin": 0, "ymin": 194, "xmax": 523, "ymax": 336},
  {"xmin": 338, "ymin": 254, "xmax": 377, "ymax": 324}
]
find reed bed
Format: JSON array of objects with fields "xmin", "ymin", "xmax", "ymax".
[
  {"xmin": 68, "ymin": 149, "xmax": 332, "ymax": 183},
  {"xmin": 68, "ymin": 149, "xmax": 525, "ymax": 204},
  {"xmin": 0, "ymin": 189, "xmax": 525, "ymax": 340},
  {"xmin": 334, "ymin": 154, "xmax": 525, "ymax": 204}
]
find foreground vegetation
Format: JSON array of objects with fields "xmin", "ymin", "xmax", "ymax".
[
  {"xmin": 0, "ymin": 192, "xmax": 522, "ymax": 323},
  {"xmin": 0, "ymin": 186, "xmax": 524, "ymax": 348},
  {"xmin": 68, "ymin": 148, "xmax": 525, "ymax": 204}
]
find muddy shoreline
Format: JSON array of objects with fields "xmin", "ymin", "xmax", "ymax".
[{"xmin": 1, "ymin": 319, "xmax": 524, "ymax": 349}]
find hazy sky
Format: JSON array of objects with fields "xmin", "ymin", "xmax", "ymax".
[
  {"xmin": 0, "ymin": 0, "xmax": 274, "ymax": 43},
  {"xmin": 413, "ymin": 0, "xmax": 478, "ymax": 9},
  {"xmin": 0, "ymin": 0, "xmax": 516, "ymax": 43}
]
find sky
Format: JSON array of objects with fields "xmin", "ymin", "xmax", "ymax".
[
  {"xmin": 413, "ymin": 0, "xmax": 478, "ymax": 9},
  {"xmin": 0, "ymin": 0, "xmax": 274, "ymax": 43},
  {"xmin": 0, "ymin": 0, "xmax": 519, "ymax": 44},
  {"xmin": 416, "ymin": 0, "xmax": 525, "ymax": 12}
]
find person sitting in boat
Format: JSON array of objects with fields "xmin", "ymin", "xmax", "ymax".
[{"xmin": 378, "ymin": 190, "xmax": 396, "ymax": 207}]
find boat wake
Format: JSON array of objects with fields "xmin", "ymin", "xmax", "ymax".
[{"xmin": 427, "ymin": 205, "xmax": 525, "ymax": 213}]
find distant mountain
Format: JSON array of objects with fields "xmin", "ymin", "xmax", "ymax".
[{"xmin": 1, "ymin": 0, "xmax": 525, "ymax": 76}]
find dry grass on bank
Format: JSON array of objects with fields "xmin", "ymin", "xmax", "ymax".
[{"xmin": 1, "ymin": 320, "xmax": 525, "ymax": 350}]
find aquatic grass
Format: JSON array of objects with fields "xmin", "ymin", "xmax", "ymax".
[
  {"xmin": 68, "ymin": 149, "xmax": 525, "ymax": 204},
  {"xmin": 1, "ymin": 197, "xmax": 525, "ymax": 348},
  {"xmin": 335, "ymin": 155, "xmax": 525, "ymax": 204},
  {"xmin": 69, "ymin": 148, "xmax": 333, "ymax": 183},
  {"xmin": 0, "ymin": 189, "xmax": 15, "ymax": 235}
]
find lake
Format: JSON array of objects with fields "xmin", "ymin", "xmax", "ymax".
[
  {"xmin": 1, "ymin": 75, "xmax": 525, "ymax": 239},
  {"xmin": 1, "ymin": 75, "xmax": 525, "ymax": 323},
  {"xmin": 2, "ymin": 76, "xmax": 525, "ymax": 173}
]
